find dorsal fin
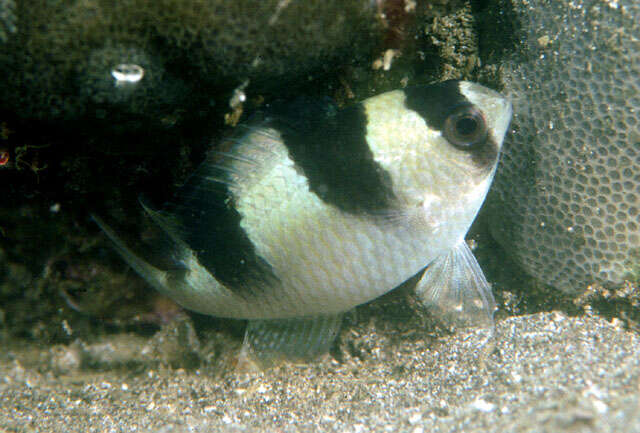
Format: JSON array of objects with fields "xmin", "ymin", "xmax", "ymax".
[
  {"xmin": 92, "ymin": 214, "xmax": 171, "ymax": 291},
  {"xmin": 139, "ymin": 195, "xmax": 188, "ymax": 248}
]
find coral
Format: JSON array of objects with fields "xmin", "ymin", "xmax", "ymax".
[
  {"xmin": 0, "ymin": 0, "xmax": 380, "ymax": 122},
  {"xmin": 143, "ymin": 0, "xmax": 378, "ymax": 85},
  {"xmin": 485, "ymin": 0, "xmax": 640, "ymax": 292},
  {"xmin": 0, "ymin": 0, "xmax": 16, "ymax": 43},
  {"xmin": 423, "ymin": 4, "xmax": 479, "ymax": 80},
  {"xmin": 80, "ymin": 44, "xmax": 161, "ymax": 107},
  {"xmin": 77, "ymin": 42, "xmax": 187, "ymax": 119}
]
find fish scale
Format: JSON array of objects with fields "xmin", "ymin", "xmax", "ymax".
[{"xmin": 248, "ymin": 174, "xmax": 412, "ymax": 314}]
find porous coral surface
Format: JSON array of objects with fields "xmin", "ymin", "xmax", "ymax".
[{"xmin": 487, "ymin": 0, "xmax": 640, "ymax": 292}]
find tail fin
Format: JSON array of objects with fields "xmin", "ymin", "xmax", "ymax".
[{"xmin": 92, "ymin": 214, "xmax": 168, "ymax": 292}]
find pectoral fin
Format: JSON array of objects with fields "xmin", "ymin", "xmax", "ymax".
[
  {"xmin": 416, "ymin": 240, "xmax": 496, "ymax": 330},
  {"xmin": 239, "ymin": 314, "xmax": 342, "ymax": 369}
]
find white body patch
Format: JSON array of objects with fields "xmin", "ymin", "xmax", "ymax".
[{"xmin": 232, "ymin": 129, "xmax": 439, "ymax": 317}]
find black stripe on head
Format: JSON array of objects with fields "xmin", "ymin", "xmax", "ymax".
[
  {"xmin": 403, "ymin": 81, "xmax": 498, "ymax": 170},
  {"xmin": 270, "ymin": 98, "xmax": 396, "ymax": 215},
  {"xmin": 160, "ymin": 158, "xmax": 279, "ymax": 299}
]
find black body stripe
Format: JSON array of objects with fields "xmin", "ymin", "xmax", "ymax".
[
  {"xmin": 270, "ymin": 98, "xmax": 396, "ymax": 214},
  {"xmin": 161, "ymin": 154, "xmax": 279, "ymax": 298},
  {"xmin": 403, "ymin": 81, "xmax": 498, "ymax": 170}
]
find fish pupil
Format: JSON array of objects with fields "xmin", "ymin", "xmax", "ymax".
[{"xmin": 455, "ymin": 116, "xmax": 478, "ymax": 136}]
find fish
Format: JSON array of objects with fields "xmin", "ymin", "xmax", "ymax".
[{"xmin": 94, "ymin": 80, "xmax": 512, "ymax": 366}]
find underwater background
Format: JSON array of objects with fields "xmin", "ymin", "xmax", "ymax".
[{"xmin": 0, "ymin": 0, "xmax": 638, "ymax": 431}]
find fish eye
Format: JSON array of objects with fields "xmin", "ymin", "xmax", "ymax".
[{"xmin": 443, "ymin": 104, "xmax": 488, "ymax": 149}]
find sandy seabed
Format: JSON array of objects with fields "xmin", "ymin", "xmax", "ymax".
[{"xmin": 1, "ymin": 310, "xmax": 639, "ymax": 433}]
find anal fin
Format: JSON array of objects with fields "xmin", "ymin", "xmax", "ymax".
[
  {"xmin": 239, "ymin": 314, "xmax": 342, "ymax": 369},
  {"xmin": 416, "ymin": 240, "xmax": 496, "ymax": 331}
]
